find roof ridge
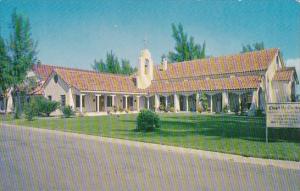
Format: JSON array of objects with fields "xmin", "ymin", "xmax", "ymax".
[
  {"xmin": 167, "ymin": 48, "xmax": 279, "ymax": 66},
  {"xmin": 38, "ymin": 64, "xmax": 132, "ymax": 78}
]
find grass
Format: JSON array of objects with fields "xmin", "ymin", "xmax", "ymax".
[{"xmin": 2, "ymin": 113, "xmax": 300, "ymax": 161}]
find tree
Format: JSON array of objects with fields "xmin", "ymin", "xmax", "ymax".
[
  {"xmin": 106, "ymin": 51, "xmax": 121, "ymax": 74},
  {"xmin": 8, "ymin": 10, "xmax": 38, "ymax": 117},
  {"xmin": 241, "ymin": 42, "xmax": 264, "ymax": 53},
  {"xmin": 93, "ymin": 59, "xmax": 107, "ymax": 72},
  {"xmin": 92, "ymin": 51, "xmax": 136, "ymax": 75},
  {"xmin": 0, "ymin": 34, "xmax": 12, "ymax": 112},
  {"xmin": 168, "ymin": 23, "xmax": 206, "ymax": 63},
  {"xmin": 121, "ymin": 59, "xmax": 136, "ymax": 75}
]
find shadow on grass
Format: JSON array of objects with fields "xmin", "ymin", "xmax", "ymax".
[{"xmin": 119, "ymin": 116, "xmax": 300, "ymax": 143}]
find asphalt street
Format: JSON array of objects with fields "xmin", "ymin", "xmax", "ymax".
[{"xmin": 0, "ymin": 124, "xmax": 299, "ymax": 191}]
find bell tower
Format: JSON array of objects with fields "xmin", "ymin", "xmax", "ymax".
[{"xmin": 136, "ymin": 49, "xmax": 153, "ymax": 89}]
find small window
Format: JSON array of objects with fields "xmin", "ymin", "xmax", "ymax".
[
  {"xmin": 61, "ymin": 95, "xmax": 66, "ymax": 106},
  {"xmin": 54, "ymin": 74, "xmax": 59, "ymax": 83},
  {"xmin": 133, "ymin": 78, "xmax": 137, "ymax": 86},
  {"xmin": 48, "ymin": 96, "xmax": 52, "ymax": 101},
  {"xmin": 107, "ymin": 96, "xmax": 112, "ymax": 107},
  {"xmin": 144, "ymin": 59, "xmax": 149, "ymax": 74}
]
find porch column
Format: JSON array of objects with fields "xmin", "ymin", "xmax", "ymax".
[
  {"xmin": 124, "ymin": 95, "xmax": 128, "ymax": 109},
  {"xmin": 6, "ymin": 89, "xmax": 13, "ymax": 113},
  {"xmin": 95, "ymin": 94, "xmax": 101, "ymax": 112},
  {"xmin": 222, "ymin": 92, "xmax": 229, "ymax": 112},
  {"xmin": 165, "ymin": 95, "xmax": 168, "ymax": 108},
  {"xmin": 239, "ymin": 94, "xmax": 242, "ymax": 112},
  {"xmin": 136, "ymin": 95, "xmax": 140, "ymax": 111},
  {"xmin": 210, "ymin": 95, "xmax": 213, "ymax": 113},
  {"xmin": 174, "ymin": 93, "xmax": 180, "ymax": 112},
  {"xmin": 186, "ymin": 95, "xmax": 189, "ymax": 112},
  {"xmin": 154, "ymin": 94, "xmax": 159, "ymax": 111},
  {"xmin": 147, "ymin": 96, "xmax": 150, "ymax": 109},
  {"xmin": 111, "ymin": 95, "xmax": 116, "ymax": 107},
  {"xmin": 80, "ymin": 94, "xmax": 85, "ymax": 113},
  {"xmin": 68, "ymin": 88, "xmax": 75, "ymax": 109},
  {"xmin": 104, "ymin": 95, "xmax": 107, "ymax": 111},
  {"xmin": 250, "ymin": 91, "xmax": 257, "ymax": 110},
  {"xmin": 196, "ymin": 93, "xmax": 200, "ymax": 108}
]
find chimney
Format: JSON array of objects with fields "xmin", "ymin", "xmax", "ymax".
[{"xmin": 161, "ymin": 57, "xmax": 167, "ymax": 71}]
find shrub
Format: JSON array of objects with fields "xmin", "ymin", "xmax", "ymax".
[
  {"xmin": 159, "ymin": 105, "xmax": 165, "ymax": 111},
  {"xmin": 164, "ymin": 106, "xmax": 169, "ymax": 112},
  {"xmin": 223, "ymin": 104, "xmax": 229, "ymax": 113},
  {"xmin": 24, "ymin": 101, "xmax": 38, "ymax": 121},
  {"xmin": 196, "ymin": 105, "xmax": 202, "ymax": 113},
  {"xmin": 36, "ymin": 97, "xmax": 59, "ymax": 117},
  {"xmin": 169, "ymin": 107, "xmax": 175, "ymax": 112},
  {"xmin": 113, "ymin": 106, "xmax": 118, "ymax": 113},
  {"xmin": 61, "ymin": 106, "xmax": 74, "ymax": 118},
  {"xmin": 118, "ymin": 106, "xmax": 124, "ymax": 112},
  {"xmin": 256, "ymin": 109, "xmax": 265, "ymax": 117},
  {"xmin": 124, "ymin": 109, "xmax": 129, "ymax": 113},
  {"xmin": 136, "ymin": 109, "xmax": 160, "ymax": 132}
]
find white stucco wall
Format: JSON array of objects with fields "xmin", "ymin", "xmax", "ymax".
[{"xmin": 43, "ymin": 74, "xmax": 71, "ymax": 115}]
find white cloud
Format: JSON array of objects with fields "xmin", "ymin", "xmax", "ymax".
[{"xmin": 286, "ymin": 58, "xmax": 300, "ymax": 94}]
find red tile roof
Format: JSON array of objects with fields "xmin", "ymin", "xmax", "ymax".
[
  {"xmin": 146, "ymin": 76, "xmax": 261, "ymax": 93},
  {"xmin": 53, "ymin": 68, "xmax": 140, "ymax": 93},
  {"xmin": 273, "ymin": 67, "xmax": 297, "ymax": 82},
  {"xmin": 32, "ymin": 64, "xmax": 57, "ymax": 81},
  {"xmin": 35, "ymin": 49, "xmax": 280, "ymax": 94},
  {"xmin": 154, "ymin": 48, "xmax": 278, "ymax": 80}
]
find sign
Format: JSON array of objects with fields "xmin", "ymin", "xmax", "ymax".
[{"xmin": 266, "ymin": 103, "xmax": 300, "ymax": 128}]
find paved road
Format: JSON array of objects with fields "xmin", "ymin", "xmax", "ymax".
[{"xmin": 0, "ymin": 124, "xmax": 299, "ymax": 191}]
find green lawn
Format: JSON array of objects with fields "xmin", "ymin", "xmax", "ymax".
[{"xmin": 2, "ymin": 113, "xmax": 300, "ymax": 161}]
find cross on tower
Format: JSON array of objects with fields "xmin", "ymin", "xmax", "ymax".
[{"xmin": 143, "ymin": 36, "xmax": 148, "ymax": 49}]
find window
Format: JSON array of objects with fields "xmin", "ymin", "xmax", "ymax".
[
  {"xmin": 75, "ymin": 95, "xmax": 85, "ymax": 107},
  {"xmin": 61, "ymin": 95, "xmax": 66, "ymax": 106},
  {"xmin": 107, "ymin": 96, "xmax": 112, "ymax": 107},
  {"xmin": 144, "ymin": 59, "xmax": 149, "ymax": 74},
  {"xmin": 48, "ymin": 96, "xmax": 52, "ymax": 101},
  {"xmin": 133, "ymin": 78, "xmax": 137, "ymax": 86},
  {"xmin": 128, "ymin": 97, "xmax": 134, "ymax": 107}
]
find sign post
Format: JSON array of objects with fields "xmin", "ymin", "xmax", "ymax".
[{"xmin": 265, "ymin": 125, "xmax": 268, "ymax": 143}]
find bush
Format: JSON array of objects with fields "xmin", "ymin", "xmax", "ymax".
[
  {"xmin": 169, "ymin": 107, "xmax": 175, "ymax": 112},
  {"xmin": 113, "ymin": 106, "xmax": 118, "ymax": 113},
  {"xmin": 61, "ymin": 106, "xmax": 74, "ymax": 118},
  {"xmin": 223, "ymin": 104, "xmax": 229, "ymax": 113},
  {"xmin": 35, "ymin": 97, "xmax": 59, "ymax": 117},
  {"xmin": 196, "ymin": 105, "xmax": 202, "ymax": 113},
  {"xmin": 256, "ymin": 109, "xmax": 265, "ymax": 117},
  {"xmin": 136, "ymin": 109, "xmax": 160, "ymax": 132},
  {"xmin": 164, "ymin": 106, "xmax": 169, "ymax": 112},
  {"xmin": 118, "ymin": 106, "xmax": 124, "ymax": 112},
  {"xmin": 159, "ymin": 105, "xmax": 165, "ymax": 111},
  {"xmin": 24, "ymin": 101, "xmax": 38, "ymax": 121}
]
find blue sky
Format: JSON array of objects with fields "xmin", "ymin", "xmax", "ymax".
[{"xmin": 0, "ymin": 0, "xmax": 299, "ymax": 73}]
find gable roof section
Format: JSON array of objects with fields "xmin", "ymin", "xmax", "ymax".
[
  {"xmin": 53, "ymin": 68, "xmax": 141, "ymax": 93},
  {"xmin": 273, "ymin": 67, "xmax": 299, "ymax": 83},
  {"xmin": 154, "ymin": 48, "xmax": 278, "ymax": 81},
  {"xmin": 146, "ymin": 76, "xmax": 261, "ymax": 93},
  {"xmin": 32, "ymin": 64, "xmax": 57, "ymax": 81}
]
